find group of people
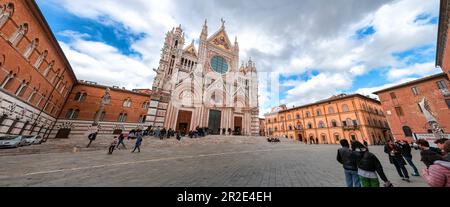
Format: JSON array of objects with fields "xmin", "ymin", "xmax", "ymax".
[
  {"xmin": 267, "ymin": 137, "xmax": 280, "ymax": 143},
  {"xmin": 337, "ymin": 138, "xmax": 450, "ymax": 187},
  {"xmin": 108, "ymin": 133, "xmax": 143, "ymax": 155}
]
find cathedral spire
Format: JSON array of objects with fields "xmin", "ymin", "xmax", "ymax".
[
  {"xmin": 220, "ymin": 18, "xmax": 226, "ymax": 29},
  {"xmin": 200, "ymin": 19, "xmax": 208, "ymax": 40}
]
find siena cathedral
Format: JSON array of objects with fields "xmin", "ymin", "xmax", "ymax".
[{"xmin": 146, "ymin": 19, "xmax": 260, "ymax": 136}]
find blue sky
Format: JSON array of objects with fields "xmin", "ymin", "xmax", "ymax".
[{"xmin": 36, "ymin": 0, "xmax": 442, "ymax": 116}]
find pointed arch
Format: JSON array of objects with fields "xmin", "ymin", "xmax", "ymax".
[
  {"xmin": 9, "ymin": 23, "xmax": 28, "ymax": 46},
  {"xmin": 0, "ymin": 3, "xmax": 14, "ymax": 29},
  {"xmin": 23, "ymin": 38, "xmax": 38, "ymax": 59}
]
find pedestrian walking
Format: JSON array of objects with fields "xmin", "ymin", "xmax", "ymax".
[
  {"xmin": 316, "ymin": 138, "xmax": 319, "ymax": 145},
  {"xmin": 176, "ymin": 131, "xmax": 182, "ymax": 141},
  {"xmin": 108, "ymin": 136, "xmax": 118, "ymax": 155},
  {"xmin": 337, "ymin": 139, "xmax": 360, "ymax": 187},
  {"xmin": 396, "ymin": 140, "xmax": 420, "ymax": 176},
  {"xmin": 116, "ymin": 133, "xmax": 127, "ymax": 150},
  {"xmin": 421, "ymin": 148, "xmax": 450, "ymax": 187},
  {"xmin": 354, "ymin": 141, "xmax": 392, "ymax": 187},
  {"xmin": 86, "ymin": 132, "xmax": 98, "ymax": 148},
  {"xmin": 132, "ymin": 134, "xmax": 143, "ymax": 153},
  {"xmin": 384, "ymin": 140, "xmax": 410, "ymax": 182}
]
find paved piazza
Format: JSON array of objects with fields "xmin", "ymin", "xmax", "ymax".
[{"xmin": 0, "ymin": 136, "xmax": 427, "ymax": 187}]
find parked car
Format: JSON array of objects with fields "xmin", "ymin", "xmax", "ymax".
[
  {"xmin": 0, "ymin": 135, "xmax": 27, "ymax": 148},
  {"xmin": 23, "ymin": 135, "xmax": 43, "ymax": 145}
]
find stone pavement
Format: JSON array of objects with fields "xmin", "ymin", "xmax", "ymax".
[{"xmin": 0, "ymin": 136, "xmax": 428, "ymax": 187}]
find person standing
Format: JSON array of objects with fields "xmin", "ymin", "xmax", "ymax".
[
  {"xmin": 132, "ymin": 134, "xmax": 143, "ymax": 153},
  {"xmin": 384, "ymin": 140, "xmax": 410, "ymax": 182},
  {"xmin": 316, "ymin": 138, "xmax": 319, "ymax": 145},
  {"xmin": 397, "ymin": 140, "xmax": 420, "ymax": 176},
  {"xmin": 108, "ymin": 136, "xmax": 118, "ymax": 155},
  {"xmin": 116, "ymin": 133, "xmax": 127, "ymax": 150},
  {"xmin": 86, "ymin": 132, "xmax": 98, "ymax": 148},
  {"xmin": 176, "ymin": 131, "xmax": 182, "ymax": 141},
  {"xmin": 155, "ymin": 126, "xmax": 161, "ymax": 139},
  {"xmin": 337, "ymin": 139, "xmax": 360, "ymax": 187},
  {"xmin": 354, "ymin": 141, "xmax": 392, "ymax": 187},
  {"xmin": 421, "ymin": 149, "xmax": 450, "ymax": 187}
]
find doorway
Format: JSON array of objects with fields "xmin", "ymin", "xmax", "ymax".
[
  {"xmin": 208, "ymin": 110, "xmax": 222, "ymax": 135},
  {"xmin": 176, "ymin": 110, "xmax": 192, "ymax": 135},
  {"xmin": 55, "ymin": 128, "xmax": 71, "ymax": 139},
  {"xmin": 234, "ymin": 116, "xmax": 243, "ymax": 135}
]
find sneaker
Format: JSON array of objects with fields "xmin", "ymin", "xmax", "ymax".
[
  {"xmin": 404, "ymin": 178, "xmax": 411, "ymax": 182},
  {"xmin": 412, "ymin": 173, "xmax": 420, "ymax": 177}
]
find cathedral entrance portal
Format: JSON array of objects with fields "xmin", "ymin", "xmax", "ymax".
[
  {"xmin": 176, "ymin": 110, "xmax": 192, "ymax": 136},
  {"xmin": 234, "ymin": 116, "xmax": 243, "ymax": 135},
  {"xmin": 208, "ymin": 110, "xmax": 222, "ymax": 135}
]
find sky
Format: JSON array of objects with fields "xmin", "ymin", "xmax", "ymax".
[{"xmin": 36, "ymin": 0, "xmax": 442, "ymax": 117}]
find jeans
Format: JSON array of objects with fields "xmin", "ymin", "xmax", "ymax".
[
  {"xmin": 344, "ymin": 170, "xmax": 361, "ymax": 187},
  {"xmin": 393, "ymin": 160, "xmax": 409, "ymax": 179},
  {"xmin": 403, "ymin": 156, "xmax": 419, "ymax": 174},
  {"xmin": 108, "ymin": 145, "xmax": 115, "ymax": 154},
  {"xmin": 132, "ymin": 145, "xmax": 140, "ymax": 153}
]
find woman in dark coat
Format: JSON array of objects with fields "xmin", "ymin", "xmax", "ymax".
[{"xmin": 384, "ymin": 140, "xmax": 410, "ymax": 182}]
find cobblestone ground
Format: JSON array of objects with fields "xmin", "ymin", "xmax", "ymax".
[{"xmin": 0, "ymin": 136, "xmax": 428, "ymax": 187}]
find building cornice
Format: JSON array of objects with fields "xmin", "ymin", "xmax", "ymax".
[
  {"xmin": 25, "ymin": 0, "xmax": 78, "ymax": 83},
  {"xmin": 437, "ymin": 0, "xmax": 450, "ymax": 68},
  {"xmin": 373, "ymin": 73, "xmax": 448, "ymax": 94}
]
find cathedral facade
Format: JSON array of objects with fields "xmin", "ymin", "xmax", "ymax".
[{"xmin": 147, "ymin": 20, "xmax": 260, "ymax": 136}]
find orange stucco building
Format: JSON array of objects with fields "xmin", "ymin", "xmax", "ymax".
[{"xmin": 264, "ymin": 94, "xmax": 392, "ymax": 145}]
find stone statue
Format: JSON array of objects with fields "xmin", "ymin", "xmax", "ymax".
[
  {"xmin": 93, "ymin": 88, "xmax": 111, "ymax": 126},
  {"xmin": 419, "ymin": 98, "xmax": 445, "ymax": 139}
]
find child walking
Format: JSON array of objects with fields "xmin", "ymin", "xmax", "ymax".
[{"xmin": 108, "ymin": 136, "xmax": 118, "ymax": 155}]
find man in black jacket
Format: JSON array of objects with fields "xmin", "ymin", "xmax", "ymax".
[
  {"xmin": 337, "ymin": 139, "xmax": 360, "ymax": 187},
  {"xmin": 385, "ymin": 140, "xmax": 410, "ymax": 182},
  {"xmin": 396, "ymin": 140, "xmax": 420, "ymax": 176}
]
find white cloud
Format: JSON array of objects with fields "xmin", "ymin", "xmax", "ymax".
[
  {"xmin": 39, "ymin": 0, "xmax": 440, "ymax": 117},
  {"xmin": 59, "ymin": 34, "xmax": 154, "ymax": 90}
]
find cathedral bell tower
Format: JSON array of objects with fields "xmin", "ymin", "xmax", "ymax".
[{"xmin": 152, "ymin": 25, "xmax": 185, "ymax": 92}]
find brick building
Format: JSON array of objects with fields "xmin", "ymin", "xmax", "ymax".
[
  {"xmin": 0, "ymin": 0, "xmax": 77, "ymax": 138},
  {"xmin": 264, "ymin": 94, "xmax": 392, "ymax": 145},
  {"xmin": 53, "ymin": 81, "xmax": 151, "ymax": 139},
  {"xmin": 374, "ymin": 73, "xmax": 450, "ymax": 142},
  {"xmin": 437, "ymin": 0, "xmax": 450, "ymax": 79},
  {"xmin": 259, "ymin": 118, "xmax": 265, "ymax": 136},
  {"xmin": 0, "ymin": 0, "xmax": 152, "ymax": 139}
]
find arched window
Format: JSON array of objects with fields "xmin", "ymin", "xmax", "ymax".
[
  {"xmin": 94, "ymin": 111, "xmax": 106, "ymax": 121},
  {"xmin": 42, "ymin": 60, "xmax": 54, "ymax": 77},
  {"xmin": 287, "ymin": 114, "xmax": 291, "ymax": 120},
  {"xmin": 306, "ymin": 111, "xmax": 311, "ymax": 117},
  {"xmin": 27, "ymin": 87, "xmax": 37, "ymax": 103},
  {"xmin": 331, "ymin": 120, "xmax": 338, "ymax": 127},
  {"xmin": 15, "ymin": 80, "xmax": 28, "ymax": 97},
  {"xmin": 342, "ymin": 104, "xmax": 349, "ymax": 112},
  {"xmin": 296, "ymin": 123, "xmax": 302, "ymax": 130},
  {"xmin": 316, "ymin": 109, "xmax": 322, "ymax": 116},
  {"xmin": 0, "ymin": 3, "xmax": 13, "ymax": 29},
  {"xmin": 403, "ymin": 126, "xmax": 413, "ymax": 137},
  {"xmin": 1, "ymin": 71, "xmax": 15, "ymax": 89},
  {"xmin": 318, "ymin": 121, "xmax": 325, "ymax": 128},
  {"xmin": 307, "ymin": 122, "xmax": 313, "ymax": 129},
  {"xmin": 23, "ymin": 38, "xmax": 38, "ymax": 59},
  {"xmin": 142, "ymin": 101, "xmax": 149, "ymax": 109},
  {"xmin": 274, "ymin": 127, "xmax": 278, "ymax": 132},
  {"xmin": 328, "ymin": 107, "xmax": 335, "ymax": 114},
  {"xmin": 34, "ymin": 51, "xmax": 48, "ymax": 69},
  {"xmin": 118, "ymin": 113, "xmax": 128, "ymax": 122},
  {"xmin": 345, "ymin": 118, "xmax": 352, "ymax": 127},
  {"xmin": 139, "ymin": 115, "xmax": 146, "ymax": 123},
  {"xmin": 65, "ymin": 109, "xmax": 79, "ymax": 120},
  {"xmin": 9, "ymin": 23, "xmax": 28, "ymax": 46},
  {"xmin": 74, "ymin": 92, "xmax": 87, "ymax": 102},
  {"xmin": 296, "ymin": 114, "xmax": 301, "ymax": 119},
  {"xmin": 123, "ymin": 98, "xmax": 132, "ymax": 108},
  {"xmin": 288, "ymin": 125, "xmax": 293, "ymax": 131}
]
